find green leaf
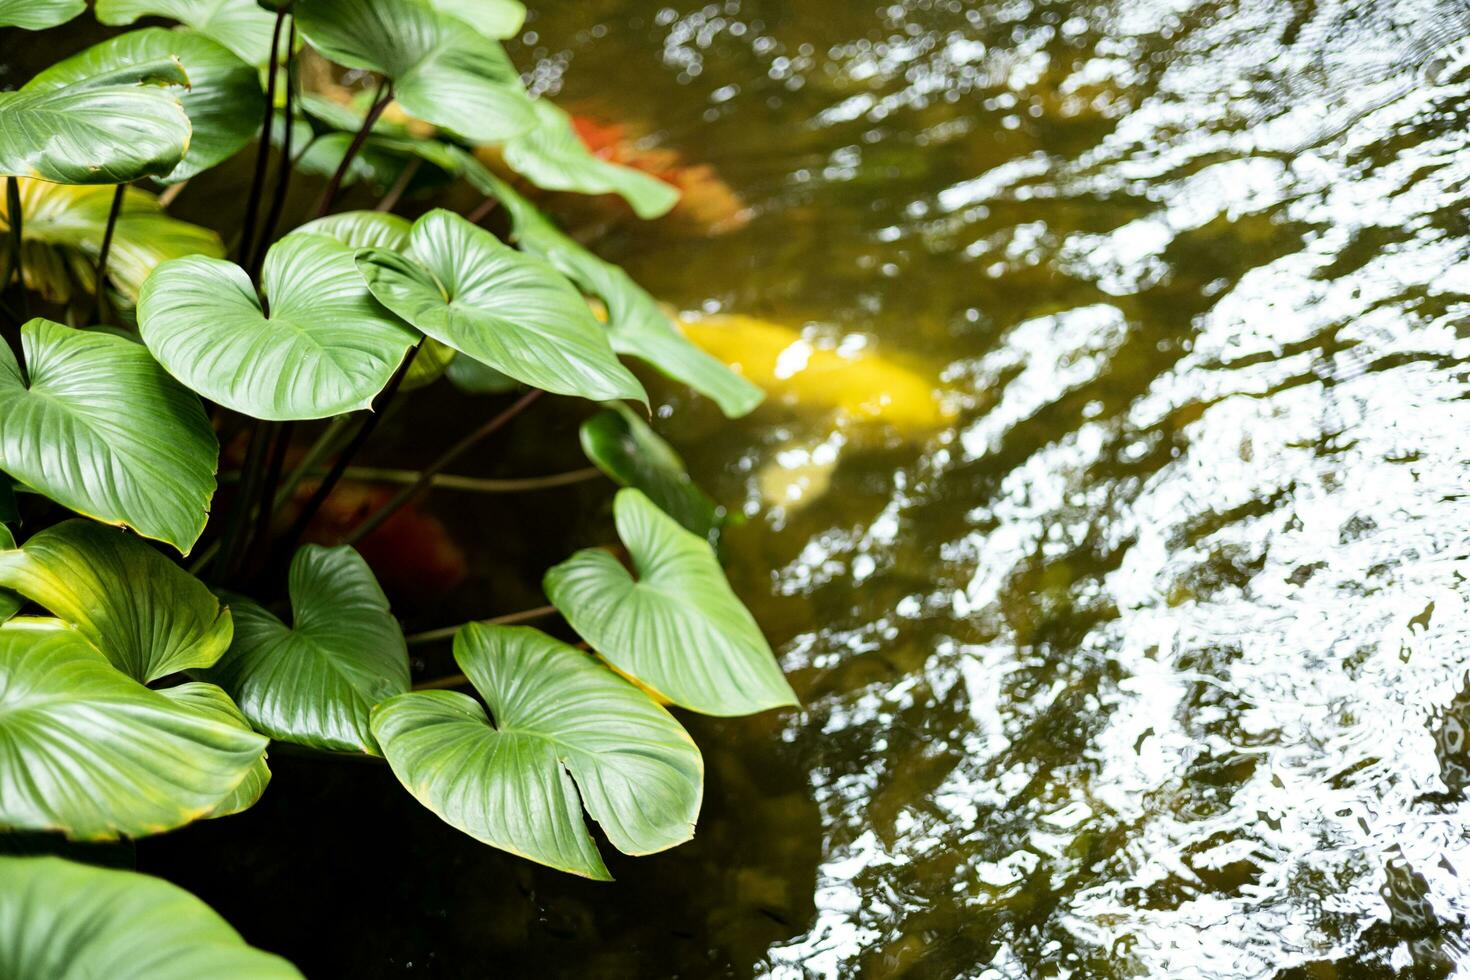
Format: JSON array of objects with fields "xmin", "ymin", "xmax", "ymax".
[
  {"xmin": 1, "ymin": 178, "xmax": 224, "ymax": 305},
  {"xmin": 27, "ymin": 29, "xmax": 263, "ymax": 183},
  {"xmin": 457, "ymin": 154, "xmax": 762, "ymax": 418},
  {"xmin": 95, "ymin": 0, "xmax": 280, "ymax": 66},
  {"xmin": 0, "ymin": 319, "xmax": 218, "ymax": 553},
  {"xmin": 402, "ymin": 337, "xmax": 456, "ymax": 391},
  {"xmin": 206, "ymin": 546, "xmax": 408, "ymax": 754},
  {"xmin": 0, "ymin": 619, "xmax": 268, "ymax": 839},
  {"xmin": 0, "ymin": 856, "xmax": 302, "ymax": 978},
  {"xmin": 158, "ymin": 682, "xmax": 270, "ymax": 818},
  {"xmin": 293, "ymin": 0, "xmax": 536, "ymax": 142},
  {"xmin": 0, "ymin": 520, "xmax": 232, "ymax": 683},
  {"xmin": 0, "ymin": 0, "xmax": 83, "ymax": 29},
  {"xmin": 0, "ymin": 526, "xmax": 19, "ymax": 625},
  {"xmin": 372, "ymin": 624, "xmax": 703, "ymax": 880},
  {"xmin": 425, "ymin": 0, "xmax": 524, "ymax": 39},
  {"xmin": 356, "ymin": 209, "xmax": 645, "ymax": 405},
  {"xmin": 0, "ymin": 59, "xmax": 191, "ymax": 184},
  {"xmin": 545, "ymin": 488, "xmax": 797, "ymax": 716},
  {"xmin": 294, "ymin": 209, "xmax": 411, "ymax": 251},
  {"xmin": 581, "ymin": 404, "xmax": 721, "ymax": 543},
  {"xmin": 138, "ymin": 232, "xmax": 419, "ymax": 421},
  {"xmin": 504, "ymin": 100, "xmax": 679, "ymax": 219}
]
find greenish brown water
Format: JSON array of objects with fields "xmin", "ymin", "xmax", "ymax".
[{"xmin": 124, "ymin": 0, "xmax": 1470, "ymax": 975}]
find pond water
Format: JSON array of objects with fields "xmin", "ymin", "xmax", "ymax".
[{"xmin": 136, "ymin": 0, "xmax": 1470, "ymax": 975}]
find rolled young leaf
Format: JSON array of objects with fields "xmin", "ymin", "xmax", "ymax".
[
  {"xmin": 0, "ymin": 58, "xmax": 191, "ymax": 185},
  {"xmin": 0, "ymin": 856, "xmax": 302, "ymax": 978},
  {"xmin": 372, "ymin": 624, "xmax": 703, "ymax": 879},
  {"xmin": 581, "ymin": 404, "xmax": 722, "ymax": 543},
  {"xmin": 27, "ymin": 28, "xmax": 265, "ymax": 183},
  {"xmin": 0, "ymin": 520, "xmax": 233, "ymax": 683},
  {"xmin": 0, "ymin": 177, "xmax": 223, "ymax": 305},
  {"xmin": 294, "ymin": 0, "xmax": 536, "ymax": 142},
  {"xmin": 0, "ymin": 0, "xmax": 84, "ymax": 29},
  {"xmin": 94, "ymin": 0, "xmax": 280, "ymax": 66},
  {"xmin": 138, "ymin": 232, "xmax": 419, "ymax": 420},
  {"xmin": 355, "ymin": 209, "xmax": 646, "ymax": 405},
  {"xmin": 502, "ymin": 99, "xmax": 679, "ymax": 219},
  {"xmin": 456, "ymin": 154, "xmax": 763, "ymax": 418},
  {"xmin": 0, "ymin": 619, "xmax": 268, "ymax": 840},
  {"xmin": 545, "ymin": 488, "xmax": 798, "ymax": 716},
  {"xmin": 206, "ymin": 545, "xmax": 409, "ymax": 754},
  {"xmin": 158, "ymin": 682, "xmax": 271, "ymax": 818},
  {"xmin": 0, "ymin": 319, "xmax": 218, "ymax": 553}
]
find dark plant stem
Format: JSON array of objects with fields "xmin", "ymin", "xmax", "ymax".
[
  {"xmin": 465, "ymin": 195, "xmax": 499, "ymax": 224},
  {"xmin": 251, "ymin": 18, "xmax": 297, "ymax": 278},
  {"xmin": 6, "ymin": 176, "xmax": 28, "ymax": 320},
  {"xmin": 242, "ymin": 419, "xmax": 294, "ymax": 577},
  {"xmin": 407, "ymin": 605, "xmax": 558, "ymax": 649},
  {"xmin": 273, "ymin": 344, "xmax": 420, "ymax": 560},
  {"xmin": 312, "ymin": 79, "xmax": 391, "ymax": 218},
  {"xmin": 93, "ymin": 183, "xmax": 126, "ymax": 324},
  {"xmin": 214, "ymin": 420, "xmax": 272, "ymax": 584},
  {"xmin": 343, "ymin": 388, "xmax": 543, "ymax": 547},
  {"xmin": 237, "ymin": 8, "xmax": 287, "ymax": 264},
  {"xmin": 375, "ymin": 157, "xmax": 420, "ymax": 213}
]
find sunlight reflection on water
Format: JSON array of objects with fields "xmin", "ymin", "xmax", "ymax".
[{"xmin": 522, "ymin": 0, "xmax": 1470, "ymax": 974}]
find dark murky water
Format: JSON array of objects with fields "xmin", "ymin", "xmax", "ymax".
[{"xmin": 131, "ymin": 0, "xmax": 1470, "ymax": 975}]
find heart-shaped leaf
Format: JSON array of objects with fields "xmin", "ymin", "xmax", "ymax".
[
  {"xmin": 356, "ymin": 209, "xmax": 646, "ymax": 404},
  {"xmin": 1, "ymin": 178, "xmax": 223, "ymax": 305},
  {"xmin": 0, "ymin": 619, "xmax": 268, "ymax": 839},
  {"xmin": 138, "ymin": 232, "xmax": 419, "ymax": 420},
  {"xmin": 0, "ymin": 520, "xmax": 232, "ymax": 683},
  {"xmin": 503, "ymin": 100, "xmax": 679, "ymax": 219},
  {"xmin": 158, "ymin": 682, "xmax": 270, "ymax": 818},
  {"xmin": 425, "ymin": 0, "xmax": 524, "ymax": 39},
  {"xmin": 295, "ymin": 209, "xmax": 411, "ymax": 251},
  {"xmin": 581, "ymin": 404, "xmax": 721, "ymax": 543},
  {"xmin": 95, "ymin": 0, "xmax": 280, "ymax": 66},
  {"xmin": 0, "ymin": 319, "xmax": 218, "ymax": 553},
  {"xmin": 545, "ymin": 488, "xmax": 797, "ymax": 716},
  {"xmin": 0, "ymin": 856, "xmax": 302, "ymax": 978},
  {"xmin": 445, "ymin": 353, "xmax": 517, "ymax": 394},
  {"xmin": 0, "ymin": 59, "xmax": 190, "ymax": 184},
  {"xmin": 372, "ymin": 624, "xmax": 703, "ymax": 879},
  {"xmin": 28, "ymin": 29, "xmax": 264, "ymax": 183},
  {"xmin": 0, "ymin": 0, "xmax": 83, "ymax": 28},
  {"xmin": 458, "ymin": 155, "xmax": 762, "ymax": 417},
  {"xmin": 294, "ymin": 0, "xmax": 535, "ymax": 142},
  {"xmin": 206, "ymin": 546, "xmax": 408, "ymax": 754}
]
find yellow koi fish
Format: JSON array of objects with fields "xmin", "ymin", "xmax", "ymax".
[{"xmin": 677, "ymin": 313, "xmax": 954, "ymax": 434}]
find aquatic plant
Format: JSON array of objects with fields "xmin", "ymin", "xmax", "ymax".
[{"xmin": 0, "ymin": 0, "xmax": 791, "ymax": 969}]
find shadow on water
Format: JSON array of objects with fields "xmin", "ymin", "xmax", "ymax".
[{"xmin": 16, "ymin": 0, "xmax": 1470, "ymax": 974}]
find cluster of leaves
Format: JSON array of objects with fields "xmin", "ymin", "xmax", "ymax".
[{"xmin": 0, "ymin": 0, "xmax": 790, "ymax": 971}]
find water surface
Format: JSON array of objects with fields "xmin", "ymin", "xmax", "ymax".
[{"xmin": 142, "ymin": 0, "xmax": 1470, "ymax": 975}]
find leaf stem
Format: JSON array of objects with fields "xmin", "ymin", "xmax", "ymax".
[
  {"xmin": 375, "ymin": 156, "xmax": 420, "ymax": 213},
  {"xmin": 465, "ymin": 195, "xmax": 499, "ymax": 224},
  {"xmin": 408, "ymin": 605, "xmax": 560, "ymax": 653},
  {"xmin": 237, "ymin": 8, "xmax": 287, "ymax": 265},
  {"xmin": 6, "ymin": 176, "xmax": 28, "ymax": 320},
  {"xmin": 215, "ymin": 420, "xmax": 272, "ymax": 583},
  {"xmin": 312, "ymin": 79, "xmax": 392, "ymax": 218},
  {"xmin": 343, "ymin": 388, "xmax": 543, "ymax": 546},
  {"xmin": 92, "ymin": 183, "xmax": 125, "ymax": 324},
  {"xmin": 251, "ymin": 17, "xmax": 297, "ymax": 278},
  {"xmin": 273, "ymin": 344, "xmax": 420, "ymax": 560},
  {"xmin": 333, "ymin": 465, "xmax": 599, "ymax": 493}
]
